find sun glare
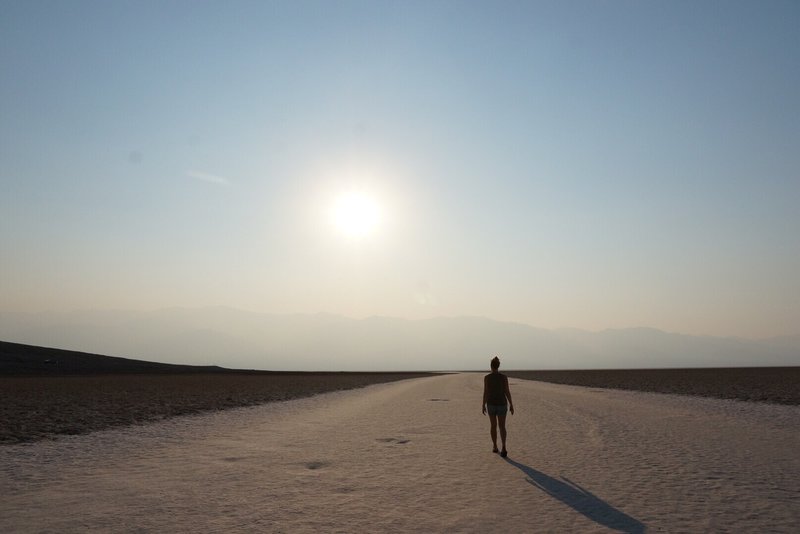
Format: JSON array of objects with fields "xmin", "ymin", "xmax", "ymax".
[{"xmin": 331, "ymin": 191, "xmax": 381, "ymax": 239}]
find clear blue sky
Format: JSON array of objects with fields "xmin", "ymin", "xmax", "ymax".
[{"xmin": 2, "ymin": 1, "xmax": 798, "ymax": 338}]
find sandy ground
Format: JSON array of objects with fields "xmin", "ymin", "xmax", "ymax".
[
  {"xmin": 2, "ymin": 374, "xmax": 798, "ymax": 532},
  {"xmin": 0, "ymin": 373, "xmax": 431, "ymax": 444},
  {"xmin": 506, "ymin": 367, "xmax": 800, "ymax": 405}
]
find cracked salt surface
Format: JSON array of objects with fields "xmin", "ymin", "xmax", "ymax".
[{"xmin": 2, "ymin": 374, "xmax": 799, "ymax": 532}]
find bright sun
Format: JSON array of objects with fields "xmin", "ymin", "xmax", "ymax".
[{"xmin": 331, "ymin": 191, "xmax": 381, "ymax": 239}]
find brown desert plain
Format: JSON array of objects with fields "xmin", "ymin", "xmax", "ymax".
[
  {"xmin": 0, "ymin": 341, "xmax": 433, "ymax": 444},
  {"xmin": 2, "ymin": 340, "xmax": 797, "ymax": 444}
]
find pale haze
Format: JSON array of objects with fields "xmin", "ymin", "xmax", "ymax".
[{"xmin": 2, "ymin": 2, "xmax": 799, "ymax": 369}]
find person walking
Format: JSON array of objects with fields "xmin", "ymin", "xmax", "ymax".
[{"xmin": 482, "ymin": 356, "xmax": 514, "ymax": 457}]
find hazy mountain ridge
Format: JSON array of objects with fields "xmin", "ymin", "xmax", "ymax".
[{"xmin": 0, "ymin": 308, "xmax": 797, "ymax": 371}]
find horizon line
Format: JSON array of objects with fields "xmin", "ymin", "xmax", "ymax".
[{"xmin": 1, "ymin": 305, "xmax": 797, "ymax": 342}]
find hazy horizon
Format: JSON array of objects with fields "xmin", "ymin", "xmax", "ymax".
[
  {"xmin": 2, "ymin": 2, "xmax": 799, "ymax": 369},
  {"xmin": 2, "ymin": 306, "xmax": 797, "ymax": 371},
  {"xmin": 3, "ymin": 304, "xmax": 799, "ymax": 342}
]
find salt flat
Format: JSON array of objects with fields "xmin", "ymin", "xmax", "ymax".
[{"xmin": 2, "ymin": 373, "xmax": 798, "ymax": 532}]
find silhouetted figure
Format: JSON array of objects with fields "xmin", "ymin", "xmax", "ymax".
[{"xmin": 482, "ymin": 356, "xmax": 514, "ymax": 457}]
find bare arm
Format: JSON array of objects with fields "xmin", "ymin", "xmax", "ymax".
[
  {"xmin": 504, "ymin": 375, "xmax": 515, "ymax": 415},
  {"xmin": 482, "ymin": 375, "xmax": 488, "ymax": 415}
]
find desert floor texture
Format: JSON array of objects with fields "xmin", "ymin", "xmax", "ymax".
[{"xmin": 2, "ymin": 373, "xmax": 798, "ymax": 532}]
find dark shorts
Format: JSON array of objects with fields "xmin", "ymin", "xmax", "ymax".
[{"xmin": 486, "ymin": 404, "xmax": 508, "ymax": 417}]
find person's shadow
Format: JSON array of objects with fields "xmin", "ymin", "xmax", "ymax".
[{"xmin": 504, "ymin": 458, "xmax": 646, "ymax": 533}]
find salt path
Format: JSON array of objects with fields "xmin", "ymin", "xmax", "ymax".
[{"xmin": 2, "ymin": 373, "xmax": 798, "ymax": 532}]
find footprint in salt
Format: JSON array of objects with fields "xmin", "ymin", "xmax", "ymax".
[
  {"xmin": 376, "ymin": 437, "xmax": 411, "ymax": 445},
  {"xmin": 305, "ymin": 461, "xmax": 329, "ymax": 470}
]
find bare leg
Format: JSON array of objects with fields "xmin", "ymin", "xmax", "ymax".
[
  {"xmin": 489, "ymin": 414, "xmax": 498, "ymax": 452},
  {"xmin": 498, "ymin": 414, "xmax": 507, "ymax": 456}
]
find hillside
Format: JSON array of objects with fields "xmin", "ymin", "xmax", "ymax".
[{"xmin": 0, "ymin": 341, "xmax": 233, "ymax": 375}]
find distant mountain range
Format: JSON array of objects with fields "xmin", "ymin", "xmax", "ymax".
[{"xmin": 1, "ymin": 307, "xmax": 797, "ymax": 371}]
